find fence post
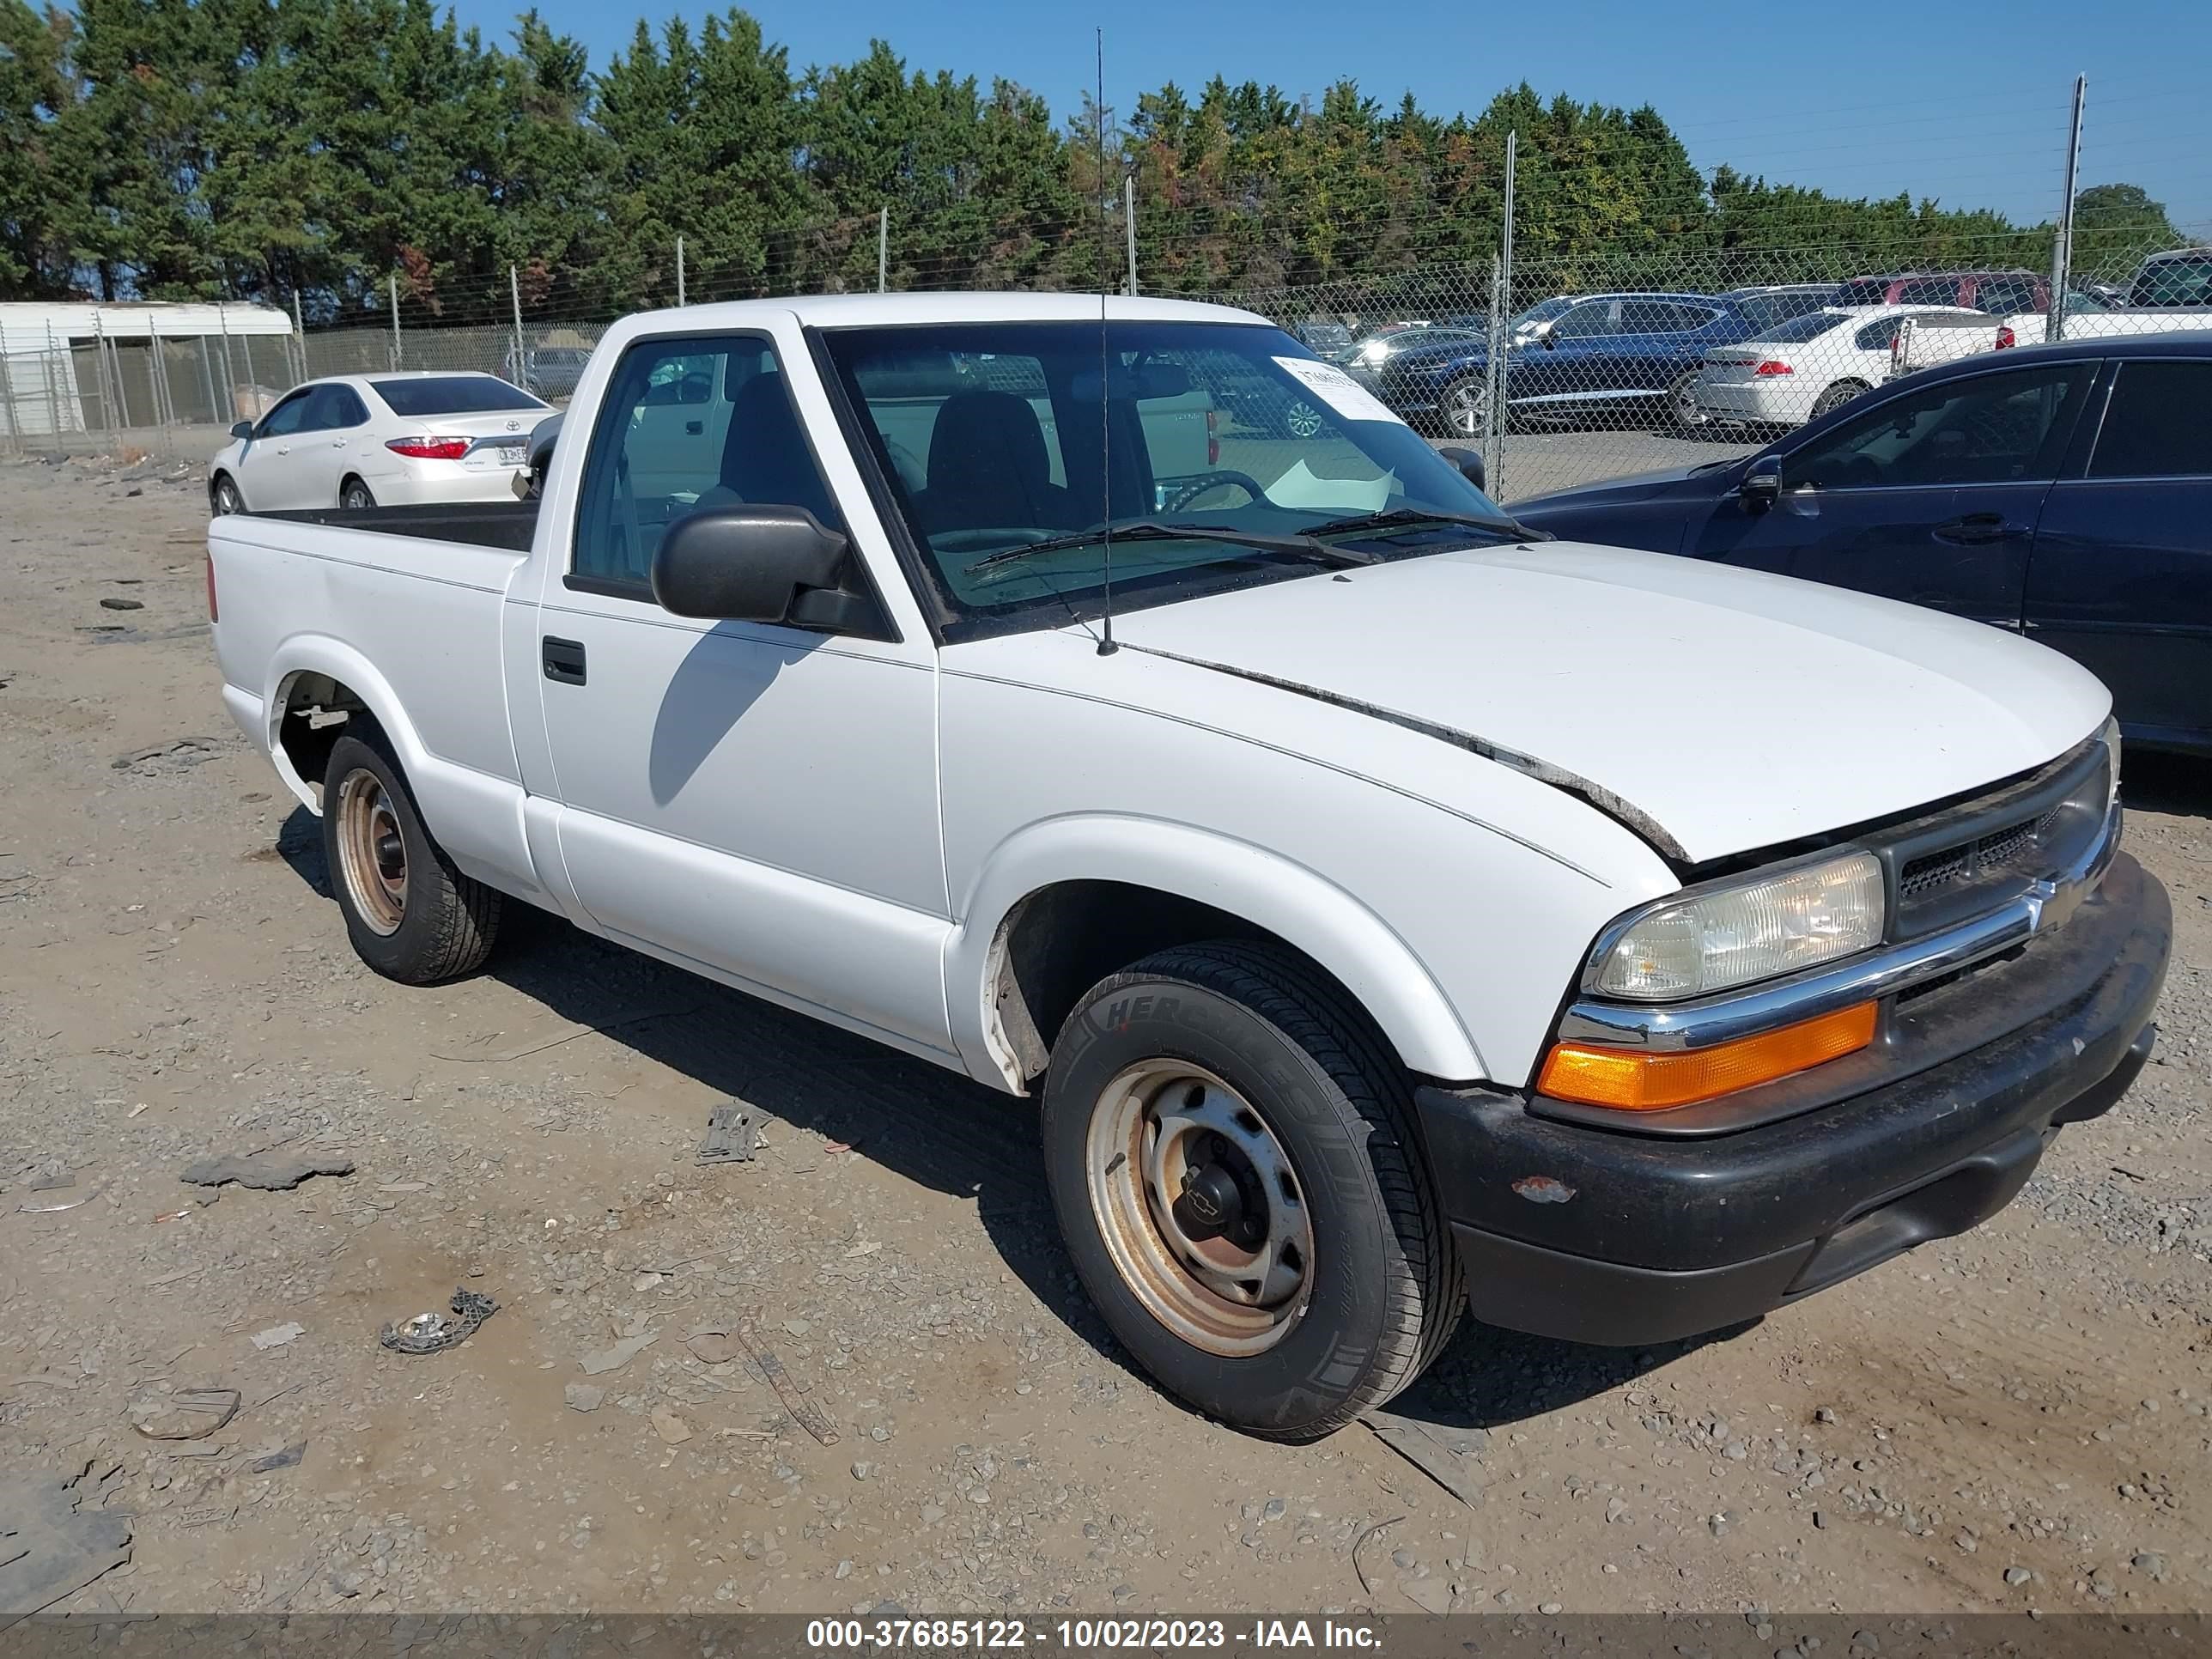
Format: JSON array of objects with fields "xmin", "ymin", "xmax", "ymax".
[
  {"xmin": 216, "ymin": 301, "xmax": 238, "ymax": 417},
  {"xmin": 509, "ymin": 264, "xmax": 526, "ymax": 388},
  {"xmin": 109, "ymin": 331, "xmax": 131, "ymax": 430},
  {"xmin": 198, "ymin": 337, "xmax": 221, "ymax": 425},
  {"xmin": 2049, "ymin": 74, "xmax": 2086, "ymax": 345},
  {"xmin": 1124, "ymin": 176, "xmax": 1138, "ymax": 297},
  {"xmin": 878, "ymin": 208, "xmax": 889, "ymax": 294},
  {"xmin": 1486, "ymin": 129, "xmax": 1516, "ymax": 496},
  {"xmin": 0, "ymin": 347, "xmax": 18, "ymax": 452},
  {"xmin": 292, "ymin": 290, "xmax": 307, "ymax": 383},
  {"xmin": 676, "ymin": 236, "xmax": 686, "ymax": 307},
  {"xmin": 148, "ymin": 314, "xmax": 171, "ymax": 430},
  {"xmin": 389, "ymin": 275, "xmax": 403, "ymax": 370}
]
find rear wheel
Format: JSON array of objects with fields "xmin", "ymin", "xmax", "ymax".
[
  {"xmin": 1811, "ymin": 379, "xmax": 1870, "ymax": 419},
  {"xmin": 1042, "ymin": 940, "xmax": 1462, "ymax": 1440},
  {"xmin": 322, "ymin": 731, "xmax": 501, "ymax": 982},
  {"xmin": 340, "ymin": 477, "xmax": 376, "ymax": 510},
  {"xmin": 1668, "ymin": 370, "xmax": 1709, "ymax": 432}
]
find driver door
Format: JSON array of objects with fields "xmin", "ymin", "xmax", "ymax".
[
  {"xmin": 1690, "ymin": 361, "xmax": 2093, "ymax": 627},
  {"xmin": 234, "ymin": 387, "xmax": 318, "ymax": 510}
]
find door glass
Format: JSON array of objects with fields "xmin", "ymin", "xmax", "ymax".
[
  {"xmin": 572, "ymin": 336, "xmax": 842, "ymax": 592},
  {"xmin": 1895, "ymin": 278, "xmax": 1960, "ymax": 306},
  {"xmin": 255, "ymin": 392, "xmax": 313, "ymax": 438},
  {"xmin": 1784, "ymin": 364, "xmax": 2084, "ymax": 489},
  {"xmin": 1550, "ymin": 301, "xmax": 1616, "ymax": 339},
  {"xmin": 2087, "ymin": 362, "xmax": 2212, "ymax": 478}
]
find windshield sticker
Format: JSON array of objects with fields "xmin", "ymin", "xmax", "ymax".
[
  {"xmin": 1271, "ymin": 356, "xmax": 1407, "ymax": 427},
  {"xmin": 1261, "ymin": 459, "xmax": 1395, "ymax": 514}
]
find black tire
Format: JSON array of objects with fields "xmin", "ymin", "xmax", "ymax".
[
  {"xmin": 340, "ymin": 476, "xmax": 377, "ymax": 510},
  {"xmin": 321, "ymin": 730, "xmax": 501, "ymax": 983},
  {"xmin": 1811, "ymin": 380, "xmax": 1869, "ymax": 419},
  {"xmin": 1041, "ymin": 939, "xmax": 1462, "ymax": 1440},
  {"xmin": 1667, "ymin": 370, "xmax": 1709, "ymax": 433},
  {"xmin": 210, "ymin": 472, "xmax": 244, "ymax": 516}
]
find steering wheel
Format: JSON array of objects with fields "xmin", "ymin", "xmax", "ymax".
[{"xmin": 1162, "ymin": 471, "xmax": 1268, "ymax": 514}]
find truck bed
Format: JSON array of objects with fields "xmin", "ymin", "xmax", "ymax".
[{"xmin": 247, "ymin": 500, "xmax": 539, "ymax": 554}]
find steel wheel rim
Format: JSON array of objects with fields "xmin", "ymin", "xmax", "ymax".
[
  {"xmin": 1285, "ymin": 399, "xmax": 1324, "ymax": 439},
  {"xmin": 1085, "ymin": 1060, "xmax": 1315, "ymax": 1357},
  {"xmin": 1674, "ymin": 377, "xmax": 1704, "ymax": 426},
  {"xmin": 1444, "ymin": 382, "xmax": 1486, "ymax": 438},
  {"xmin": 215, "ymin": 481, "xmax": 240, "ymax": 514},
  {"xmin": 334, "ymin": 769, "xmax": 407, "ymax": 936},
  {"xmin": 343, "ymin": 483, "xmax": 370, "ymax": 509}
]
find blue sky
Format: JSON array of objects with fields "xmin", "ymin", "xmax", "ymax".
[{"xmin": 458, "ymin": 0, "xmax": 2212, "ymax": 232}]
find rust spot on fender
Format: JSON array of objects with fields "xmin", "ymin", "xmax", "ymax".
[{"xmin": 1511, "ymin": 1175, "xmax": 1576, "ymax": 1204}]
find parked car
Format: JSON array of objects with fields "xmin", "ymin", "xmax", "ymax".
[
  {"xmin": 503, "ymin": 342, "xmax": 593, "ymax": 399},
  {"xmin": 1285, "ymin": 319, "xmax": 1357, "ymax": 363},
  {"xmin": 210, "ymin": 292, "xmax": 2166, "ymax": 1439},
  {"xmin": 207, "ymin": 372, "xmax": 551, "ymax": 514},
  {"xmin": 1514, "ymin": 332, "xmax": 2212, "ymax": 756},
  {"xmin": 1718, "ymin": 283, "xmax": 1844, "ymax": 331},
  {"xmin": 2127, "ymin": 248, "xmax": 2212, "ymax": 308},
  {"xmin": 1838, "ymin": 269, "xmax": 2051, "ymax": 313},
  {"xmin": 1373, "ymin": 292, "xmax": 1776, "ymax": 436},
  {"xmin": 1349, "ymin": 324, "xmax": 1489, "ymax": 374},
  {"xmin": 1694, "ymin": 305, "xmax": 1986, "ymax": 427}
]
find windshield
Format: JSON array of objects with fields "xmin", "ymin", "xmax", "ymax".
[
  {"xmin": 1749, "ymin": 309, "xmax": 1847, "ymax": 344},
  {"xmin": 371, "ymin": 375, "xmax": 547, "ymax": 416},
  {"xmin": 819, "ymin": 319, "xmax": 1515, "ymax": 639}
]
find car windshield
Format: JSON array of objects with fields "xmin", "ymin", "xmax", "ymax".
[
  {"xmin": 819, "ymin": 319, "xmax": 1516, "ymax": 638},
  {"xmin": 370, "ymin": 376, "xmax": 548, "ymax": 416},
  {"xmin": 1748, "ymin": 310, "xmax": 1847, "ymax": 344}
]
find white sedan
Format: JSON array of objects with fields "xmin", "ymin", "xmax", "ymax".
[
  {"xmin": 1692, "ymin": 305, "xmax": 1984, "ymax": 428},
  {"xmin": 209, "ymin": 373, "xmax": 552, "ymax": 514}
]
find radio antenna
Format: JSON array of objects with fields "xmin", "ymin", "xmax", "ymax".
[{"xmin": 1094, "ymin": 26, "xmax": 1118, "ymax": 656}]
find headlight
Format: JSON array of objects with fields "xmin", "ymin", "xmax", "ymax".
[
  {"xmin": 2101, "ymin": 715, "xmax": 2121, "ymax": 811},
  {"xmin": 1591, "ymin": 851, "xmax": 1885, "ymax": 1001}
]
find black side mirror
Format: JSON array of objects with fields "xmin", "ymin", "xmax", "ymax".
[
  {"xmin": 1739, "ymin": 454, "xmax": 1782, "ymax": 510},
  {"xmin": 1539, "ymin": 326, "xmax": 1559, "ymax": 350},
  {"xmin": 1437, "ymin": 446, "xmax": 1487, "ymax": 492},
  {"xmin": 230, "ymin": 420, "xmax": 254, "ymax": 441},
  {"xmin": 651, "ymin": 507, "xmax": 866, "ymax": 632}
]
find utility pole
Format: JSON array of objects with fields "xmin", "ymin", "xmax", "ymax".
[
  {"xmin": 388, "ymin": 275, "xmax": 403, "ymax": 369},
  {"xmin": 509, "ymin": 264, "xmax": 526, "ymax": 389},
  {"xmin": 2049, "ymin": 75, "xmax": 2087, "ymax": 345},
  {"xmin": 877, "ymin": 208, "xmax": 890, "ymax": 294},
  {"xmin": 1124, "ymin": 176, "xmax": 1138, "ymax": 296},
  {"xmin": 676, "ymin": 236, "xmax": 687, "ymax": 307}
]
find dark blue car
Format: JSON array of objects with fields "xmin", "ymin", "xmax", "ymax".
[
  {"xmin": 1364, "ymin": 291, "xmax": 1775, "ymax": 438},
  {"xmin": 1511, "ymin": 332, "xmax": 2212, "ymax": 756}
]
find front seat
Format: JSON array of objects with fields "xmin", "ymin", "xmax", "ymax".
[
  {"xmin": 697, "ymin": 373, "xmax": 839, "ymax": 526},
  {"xmin": 913, "ymin": 391, "xmax": 1079, "ymax": 535}
]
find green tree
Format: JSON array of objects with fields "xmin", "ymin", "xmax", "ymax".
[
  {"xmin": 0, "ymin": 0, "xmax": 73, "ymax": 296},
  {"xmin": 2068, "ymin": 182, "xmax": 2184, "ymax": 285}
]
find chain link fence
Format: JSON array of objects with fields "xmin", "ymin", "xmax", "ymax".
[{"xmin": 6, "ymin": 220, "xmax": 2205, "ymax": 503}]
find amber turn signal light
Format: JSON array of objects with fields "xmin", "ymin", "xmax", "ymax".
[{"xmin": 1538, "ymin": 1001, "xmax": 1878, "ymax": 1111}]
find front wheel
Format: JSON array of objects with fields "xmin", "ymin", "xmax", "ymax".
[
  {"xmin": 1438, "ymin": 375, "xmax": 1490, "ymax": 440},
  {"xmin": 210, "ymin": 473, "xmax": 244, "ymax": 517},
  {"xmin": 1042, "ymin": 940, "xmax": 1462, "ymax": 1440},
  {"xmin": 322, "ymin": 731, "xmax": 501, "ymax": 982}
]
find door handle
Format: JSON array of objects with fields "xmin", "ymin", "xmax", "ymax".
[
  {"xmin": 1933, "ymin": 513, "xmax": 2027, "ymax": 545},
  {"xmin": 542, "ymin": 636, "xmax": 586, "ymax": 685},
  {"xmin": 685, "ymin": 420, "xmax": 703, "ymax": 434},
  {"xmin": 331, "ymin": 438, "xmax": 347, "ymax": 447}
]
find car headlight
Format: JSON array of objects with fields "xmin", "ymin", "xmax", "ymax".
[
  {"xmin": 2101, "ymin": 715, "xmax": 2121, "ymax": 812},
  {"xmin": 1590, "ymin": 850, "xmax": 1885, "ymax": 1001}
]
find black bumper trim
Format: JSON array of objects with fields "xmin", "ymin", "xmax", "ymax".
[{"xmin": 1418, "ymin": 853, "xmax": 2168, "ymax": 1348}]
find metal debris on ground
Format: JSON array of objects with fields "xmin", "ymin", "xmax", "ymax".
[
  {"xmin": 248, "ymin": 1441, "xmax": 307, "ymax": 1474},
  {"xmin": 249, "ymin": 1322, "xmax": 306, "ymax": 1351},
  {"xmin": 109, "ymin": 736, "xmax": 222, "ymax": 770},
  {"xmin": 127, "ymin": 1386, "xmax": 240, "ymax": 1441},
  {"xmin": 696, "ymin": 1103, "xmax": 759, "ymax": 1165},
  {"xmin": 180, "ymin": 1151, "xmax": 355, "ymax": 1191},
  {"xmin": 0, "ymin": 1462, "xmax": 133, "ymax": 1617},
  {"xmin": 1360, "ymin": 1409, "xmax": 1486, "ymax": 1508},
  {"xmin": 15, "ymin": 1186, "xmax": 101, "ymax": 1215},
  {"xmin": 378, "ymin": 1289, "xmax": 498, "ymax": 1355},
  {"xmin": 717, "ymin": 1316, "xmax": 839, "ymax": 1446},
  {"xmin": 1347, "ymin": 1513, "xmax": 1406, "ymax": 1600}
]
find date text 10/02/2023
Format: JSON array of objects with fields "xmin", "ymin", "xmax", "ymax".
[{"xmin": 804, "ymin": 1620, "xmax": 1384, "ymax": 1650}]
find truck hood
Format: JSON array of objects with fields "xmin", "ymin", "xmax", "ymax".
[{"xmin": 1101, "ymin": 541, "xmax": 2109, "ymax": 865}]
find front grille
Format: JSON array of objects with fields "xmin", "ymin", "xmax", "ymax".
[{"xmin": 1885, "ymin": 746, "xmax": 2109, "ymax": 938}]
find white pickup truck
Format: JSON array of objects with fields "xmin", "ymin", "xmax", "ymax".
[
  {"xmin": 1888, "ymin": 304, "xmax": 2212, "ymax": 378},
  {"xmin": 210, "ymin": 294, "xmax": 2169, "ymax": 1439}
]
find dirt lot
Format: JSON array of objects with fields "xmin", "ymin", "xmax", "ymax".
[{"xmin": 2, "ymin": 452, "xmax": 2208, "ymax": 1620}]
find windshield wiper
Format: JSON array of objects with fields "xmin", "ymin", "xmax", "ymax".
[
  {"xmin": 962, "ymin": 520, "xmax": 1378, "ymax": 576},
  {"xmin": 1301, "ymin": 507, "xmax": 1549, "ymax": 543}
]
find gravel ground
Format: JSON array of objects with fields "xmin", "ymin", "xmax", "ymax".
[{"xmin": 0, "ymin": 450, "xmax": 2206, "ymax": 1620}]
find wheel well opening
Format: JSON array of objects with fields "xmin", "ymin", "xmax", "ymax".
[
  {"xmin": 276, "ymin": 673, "xmax": 378, "ymax": 798},
  {"xmin": 989, "ymin": 879, "xmax": 1382, "ymax": 1084}
]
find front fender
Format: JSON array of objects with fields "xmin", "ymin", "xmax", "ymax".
[{"xmin": 945, "ymin": 813, "xmax": 1486, "ymax": 1091}]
